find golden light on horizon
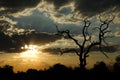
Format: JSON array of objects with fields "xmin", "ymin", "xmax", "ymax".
[{"xmin": 20, "ymin": 45, "xmax": 41, "ymax": 60}]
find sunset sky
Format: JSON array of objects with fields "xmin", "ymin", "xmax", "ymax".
[{"xmin": 0, "ymin": 0, "xmax": 120, "ymax": 72}]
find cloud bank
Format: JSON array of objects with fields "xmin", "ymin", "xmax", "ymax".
[
  {"xmin": 75, "ymin": 0, "xmax": 120, "ymax": 17},
  {"xmin": 1, "ymin": 0, "xmax": 119, "ymax": 15},
  {"xmin": 0, "ymin": 0, "xmax": 41, "ymax": 14},
  {"xmin": 0, "ymin": 31, "xmax": 62, "ymax": 53},
  {"xmin": 0, "ymin": 0, "xmax": 120, "ymax": 22},
  {"xmin": 39, "ymin": 0, "xmax": 120, "ymax": 24}
]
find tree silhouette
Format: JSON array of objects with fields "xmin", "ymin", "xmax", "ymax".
[
  {"xmin": 114, "ymin": 55, "xmax": 120, "ymax": 72},
  {"xmin": 56, "ymin": 15, "xmax": 115, "ymax": 69}
]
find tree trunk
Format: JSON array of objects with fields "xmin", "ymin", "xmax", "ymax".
[{"xmin": 79, "ymin": 55, "xmax": 87, "ymax": 70}]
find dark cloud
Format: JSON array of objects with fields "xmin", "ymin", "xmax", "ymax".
[
  {"xmin": 90, "ymin": 45, "xmax": 118, "ymax": 53},
  {"xmin": 0, "ymin": 20, "xmax": 10, "ymax": 32},
  {"xmin": 0, "ymin": 0, "xmax": 41, "ymax": 13},
  {"xmin": 42, "ymin": 45, "xmax": 119, "ymax": 55},
  {"xmin": 0, "ymin": 0, "xmax": 119, "ymax": 17},
  {"xmin": 44, "ymin": 0, "xmax": 120, "ymax": 17},
  {"xmin": 0, "ymin": 32, "xmax": 61, "ymax": 53},
  {"xmin": 26, "ymin": 32, "xmax": 62, "ymax": 45},
  {"xmin": 75, "ymin": 0, "xmax": 120, "ymax": 17},
  {"xmin": 42, "ymin": 48, "xmax": 61, "ymax": 54},
  {"xmin": 44, "ymin": 0, "xmax": 72, "ymax": 9},
  {"xmin": 0, "ymin": 32, "xmax": 14, "ymax": 50},
  {"xmin": 0, "ymin": 0, "xmax": 119, "ymax": 18}
]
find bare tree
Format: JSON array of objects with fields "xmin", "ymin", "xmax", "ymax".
[{"xmin": 56, "ymin": 15, "xmax": 115, "ymax": 69}]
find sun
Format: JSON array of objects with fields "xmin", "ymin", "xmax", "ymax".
[{"xmin": 20, "ymin": 45, "xmax": 40, "ymax": 59}]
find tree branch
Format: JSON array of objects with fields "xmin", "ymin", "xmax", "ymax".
[
  {"xmin": 85, "ymin": 15, "xmax": 114, "ymax": 58},
  {"xmin": 59, "ymin": 48, "xmax": 80, "ymax": 56},
  {"xmin": 82, "ymin": 19, "xmax": 91, "ymax": 47},
  {"xmin": 55, "ymin": 26, "xmax": 82, "ymax": 50}
]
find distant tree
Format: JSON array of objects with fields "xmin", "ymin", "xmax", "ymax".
[
  {"xmin": 93, "ymin": 61, "xmax": 108, "ymax": 72},
  {"xmin": 56, "ymin": 15, "xmax": 115, "ymax": 69},
  {"xmin": 113, "ymin": 55, "xmax": 120, "ymax": 72}
]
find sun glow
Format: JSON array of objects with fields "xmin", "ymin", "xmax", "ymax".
[{"xmin": 20, "ymin": 45, "xmax": 40, "ymax": 59}]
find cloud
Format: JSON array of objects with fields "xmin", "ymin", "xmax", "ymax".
[
  {"xmin": 115, "ymin": 31, "xmax": 120, "ymax": 37},
  {"xmin": 0, "ymin": 0, "xmax": 119, "ymax": 17},
  {"xmin": 0, "ymin": 16, "xmax": 17, "ymax": 25},
  {"xmin": 37, "ymin": 0, "xmax": 120, "ymax": 24},
  {"xmin": 113, "ymin": 13, "xmax": 120, "ymax": 24},
  {"xmin": 41, "ymin": 48, "xmax": 61, "ymax": 54},
  {"xmin": 38, "ymin": 1, "xmax": 77, "ymax": 24},
  {"xmin": 0, "ymin": 0, "xmax": 42, "ymax": 26},
  {"xmin": 27, "ymin": 32, "xmax": 62, "ymax": 45},
  {"xmin": 10, "ymin": 10, "xmax": 84, "ymax": 33},
  {"xmin": 75, "ymin": 0, "xmax": 120, "ymax": 17},
  {"xmin": 40, "ymin": 33, "xmax": 120, "ymax": 54},
  {"xmin": 43, "ymin": 38, "xmax": 80, "ymax": 49},
  {"xmin": 0, "ymin": 31, "xmax": 62, "ymax": 53},
  {"xmin": 1, "ymin": 0, "xmax": 119, "ymax": 24},
  {"xmin": 42, "ymin": 0, "xmax": 120, "ymax": 17},
  {"xmin": 0, "ymin": 0, "xmax": 41, "ymax": 14},
  {"xmin": 0, "ymin": 16, "xmax": 17, "ymax": 34},
  {"xmin": 42, "ymin": 45, "xmax": 119, "ymax": 55},
  {"xmin": 43, "ymin": 0, "xmax": 120, "ymax": 17},
  {"xmin": 44, "ymin": 0, "xmax": 73, "ymax": 10}
]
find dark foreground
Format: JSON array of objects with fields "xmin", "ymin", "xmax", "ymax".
[{"xmin": 0, "ymin": 62, "xmax": 120, "ymax": 80}]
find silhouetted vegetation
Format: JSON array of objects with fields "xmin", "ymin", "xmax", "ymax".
[
  {"xmin": 56, "ymin": 15, "xmax": 115, "ymax": 69},
  {"xmin": 0, "ymin": 58, "xmax": 120, "ymax": 80}
]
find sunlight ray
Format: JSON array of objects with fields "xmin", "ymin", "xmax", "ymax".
[{"xmin": 20, "ymin": 45, "xmax": 41, "ymax": 60}]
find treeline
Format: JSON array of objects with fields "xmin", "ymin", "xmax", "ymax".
[{"xmin": 0, "ymin": 61, "xmax": 120, "ymax": 80}]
